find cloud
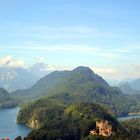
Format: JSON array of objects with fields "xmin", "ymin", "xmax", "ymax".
[
  {"xmin": 0, "ymin": 45, "xmax": 120, "ymax": 59},
  {"xmin": 37, "ymin": 57, "xmax": 46, "ymax": 63},
  {"xmin": 0, "ymin": 55, "xmax": 25, "ymax": 67},
  {"xmin": 1, "ymin": 45, "xmax": 100, "ymax": 53},
  {"xmin": 28, "ymin": 26, "xmax": 125, "ymax": 39},
  {"xmin": 124, "ymin": 64, "xmax": 140, "ymax": 78},
  {"xmin": 23, "ymin": 45, "xmax": 100, "ymax": 53},
  {"xmin": 93, "ymin": 67, "xmax": 118, "ymax": 74},
  {"xmin": 93, "ymin": 64, "xmax": 140, "ymax": 80},
  {"xmin": 92, "ymin": 67, "xmax": 125, "ymax": 80},
  {"xmin": 46, "ymin": 64, "xmax": 56, "ymax": 71},
  {"xmin": 1, "ymin": 44, "xmax": 111, "ymax": 54}
]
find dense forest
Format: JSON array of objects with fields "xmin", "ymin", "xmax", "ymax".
[
  {"xmin": 17, "ymin": 98, "xmax": 118, "ymax": 140},
  {"xmin": 16, "ymin": 97, "xmax": 140, "ymax": 140}
]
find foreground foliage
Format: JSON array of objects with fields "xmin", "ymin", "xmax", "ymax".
[
  {"xmin": 17, "ymin": 98, "xmax": 140, "ymax": 140},
  {"xmin": 17, "ymin": 99, "xmax": 119, "ymax": 140}
]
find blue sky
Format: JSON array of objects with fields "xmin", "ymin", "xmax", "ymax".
[{"xmin": 0, "ymin": 0, "xmax": 140, "ymax": 80}]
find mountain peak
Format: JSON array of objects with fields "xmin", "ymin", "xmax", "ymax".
[{"xmin": 73, "ymin": 66, "xmax": 94, "ymax": 74}]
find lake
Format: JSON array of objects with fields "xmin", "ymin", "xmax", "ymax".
[
  {"xmin": 118, "ymin": 115, "xmax": 140, "ymax": 121},
  {"xmin": 0, "ymin": 108, "xmax": 31, "ymax": 140}
]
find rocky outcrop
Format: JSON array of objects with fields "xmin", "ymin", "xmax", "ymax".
[
  {"xmin": 27, "ymin": 115, "xmax": 40, "ymax": 129},
  {"xmin": 90, "ymin": 120, "xmax": 113, "ymax": 137}
]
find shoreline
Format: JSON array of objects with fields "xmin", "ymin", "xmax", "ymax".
[{"xmin": 117, "ymin": 114, "xmax": 140, "ymax": 121}]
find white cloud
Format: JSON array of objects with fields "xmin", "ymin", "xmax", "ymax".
[
  {"xmin": 93, "ymin": 67, "xmax": 118, "ymax": 74},
  {"xmin": 28, "ymin": 26, "xmax": 125, "ymax": 39},
  {"xmin": 2, "ymin": 45, "xmax": 100, "ymax": 53},
  {"xmin": 0, "ymin": 55, "xmax": 25, "ymax": 67},
  {"xmin": 92, "ymin": 67, "xmax": 125, "ymax": 80},
  {"xmin": 0, "ymin": 45, "xmax": 120, "ymax": 59},
  {"xmin": 2, "ymin": 45, "xmax": 102, "ymax": 53},
  {"xmin": 92, "ymin": 64, "xmax": 140, "ymax": 80},
  {"xmin": 46, "ymin": 64, "xmax": 56, "ymax": 71},
  {"xmin": 37, "ymin": 57, "xmax": 46, "ymax": 63}
]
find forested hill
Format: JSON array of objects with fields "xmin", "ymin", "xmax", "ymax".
[
  {"xmin": 17, "ymin": 98, "xmax": 119, "ymax": 140},
  {"xmin": 0, "ymin": 88, "xmax": 17, "ymax": 108},
  {"xmin": 12, "ymin": 66, "xmax": 140, "ymax": 116},
  {"xmin": 17, "ymin": 98, "xmax": 140, "ymax": 140},
  {"xmin": 12, "ymin": 66, "xmax": 109, "ymax": 100}
]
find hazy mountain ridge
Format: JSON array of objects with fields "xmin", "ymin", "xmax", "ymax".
[
  {"xmin": 131, "ymin": 78, "xmax": 140, "ymax": 91},
  {"xmin": 118, "ymin": 79, "xmax": 140, "ymax": 94},
  {"xmin": 27, "ymin": 63, "xmax": 54, "ymax": 78},
  {"xmin": 0, "ymin": 66, "xmax": 39, "ymax": 92},
  {"xmin": 0, "ymin": 87, "xmax": 17, "ymax": 108},
  {"xmin": 12, "ymin": 66, "xmax": 110, "ymax": 100},
  {"xmin": 0, "ymin": 63, "xmax": 55, "ymax": 92},
  {"xmin": 12, "ymin": 66, "xmax": 140, "ymax": 116}
]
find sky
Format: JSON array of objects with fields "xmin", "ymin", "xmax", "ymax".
[{"xmin": 0, "ymin": 0, "xmax": 140, "ymax": 80}]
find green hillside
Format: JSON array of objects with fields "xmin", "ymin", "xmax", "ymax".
[
  {"xmin": 12, "ymin": 66, "xmax": 109, "ymax": 100},
  {"xmin": 13, "ymin": 66, "xmax": 140, "ymax": 116},
  {"xmin": 0, "ymin": 88, "xmax": 17, "ymax": 108},
  {"xmin": 17, "ymin": 98, "xmax": 65, "ymax": 129}
]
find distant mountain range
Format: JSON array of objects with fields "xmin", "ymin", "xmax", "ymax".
[
  {"xmin": 1, "ymin": 61, "xmax": 140, "ymax": 95},
  {"xmin": 118, "ymin": 79, "xmax": 140, "ymax": 94},
  {"xmin": 131, "ymin": 78, "xmax": 140, "ymax": 90},
  {"xmin": 27, "ymin": 63, "xmax": 54, "ymax": 78},
  {"xmin": 13, "ymin": 66, "xmax": 140, "ymax": 116},
  {"xmin": 0, "ymin": 63, "xmax": 54, "ymax": 92},
  {"xmin": 0, "ymin": 66, "xmax": 39, "ymax": 92}
]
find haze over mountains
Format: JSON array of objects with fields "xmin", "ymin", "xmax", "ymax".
[
  {"xmin": 0, "ymin": 56, "xmax": 140, "ymax": 96},
  {"xmin": 28, "ymin": 63, "xmax": 55, "ymax": 78},
  {"xmin": 0, "ymin": 63, "xmax": 54, "ymax": 92},
  {"xmin": 0, "ymin": 66, "xmax": 38, "ymax": 92},
  {"xmin": 13, "ymin": 66, "xmax": 109, "ymax": 99},
  {"xmin": 118, "ymin": 79, "xmax": 140, "ymax": 94}
]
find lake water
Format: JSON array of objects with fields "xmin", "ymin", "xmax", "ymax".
[
  {"xmin": 0, "ymin": 108, "xmax": 31, "ymax": 140},
  {"xmin": 118, "ymin": 115, "xmax": 140, "ymax": 121}
]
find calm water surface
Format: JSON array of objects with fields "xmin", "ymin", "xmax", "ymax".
[
  {"xmin": 0, "ymin": 108, "xmax": 31, "ymax": 140},
  {"xmin": 118, "ymin": 115, "xmax": 140, "ymax": 121}
]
